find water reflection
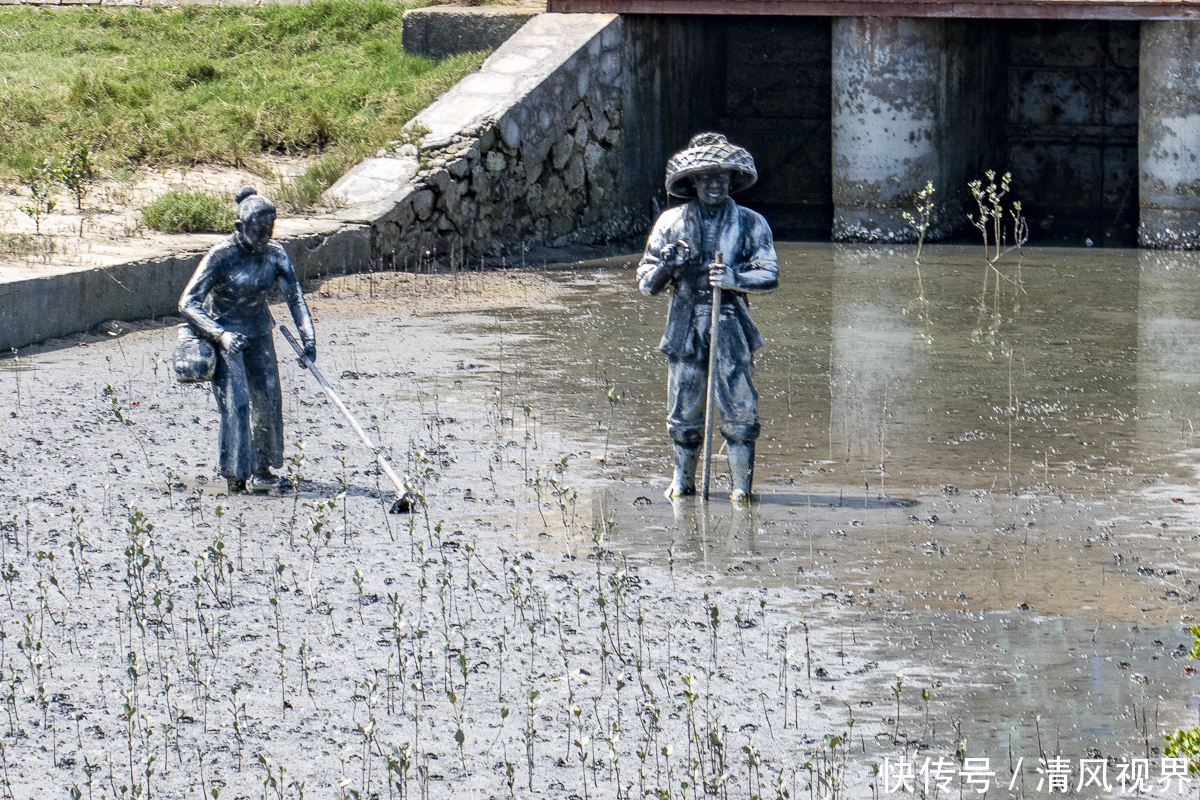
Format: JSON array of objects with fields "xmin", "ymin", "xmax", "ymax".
[
  {"xmin": 459, "ymin": 243, "xmax": 1200, "ymax": 780},
  {"xmin": 829, "ymin": 245, "xmax": 924, "ymax": 492},
  {"xmin": 1137, "ymin": 250, "xmax": 1200, "ymax": 473},
  {"xmin": 497, "ymin": 244, "xmax": 1189, "ymax": 494}
]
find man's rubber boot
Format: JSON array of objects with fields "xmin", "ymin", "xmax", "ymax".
[
  {"xmin": 665, "ymin": 443, "xmax": 699, "ymax": 498},
  {"xmin": 728, "ymin": 440, "xmax": 755, "ymax": 504},
  {"xmin": 253, "ymin": 462, "xmax": 292, "ymax": 490}
]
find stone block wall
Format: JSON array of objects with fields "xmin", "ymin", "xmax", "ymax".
[
  {"xmin": 330, "ymin": 14, "xmax": 630, "ymax": 270},
  {"xmin": 401, "ymin": 6, "xmax": 542, "ymax": 61}
]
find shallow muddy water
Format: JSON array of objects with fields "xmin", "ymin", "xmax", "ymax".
[
  {"xmin": 1, "ymin": 249, "xmax": 1199, "ymax": 798},
  {"xmin": 439, "ymin": 243, "xmax": 1200, "ymax": 793}
]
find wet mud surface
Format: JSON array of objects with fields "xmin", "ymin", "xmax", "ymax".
[{"xmin": 0, "ymin": 246, "xmax": 1199, "ymax": 798}]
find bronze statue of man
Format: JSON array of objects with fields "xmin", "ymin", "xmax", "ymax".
[
  {"xmin": 179, "ymin": 187, "xmax": 317, "ymax": 494},
  {"xmin": 636, "ymin": 133, "xmax": 778, "ymax": 503}
]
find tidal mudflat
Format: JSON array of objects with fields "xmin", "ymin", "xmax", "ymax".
[{"xmin": 0, "ymin": 245, "xmax": 1197, "ymax": 798}]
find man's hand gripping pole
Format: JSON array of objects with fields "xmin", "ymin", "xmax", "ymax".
[{"xmin": 280, "ymin": 325, "xmax": 408, "ymax": 508}]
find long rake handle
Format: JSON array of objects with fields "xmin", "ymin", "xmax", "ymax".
[
  {"xmin": 699, "ymin": 252, "xmax": 723, "ymax": 501},
  {"xmin": 280, "ymin": 325, "xmax": 406, "ymax": 498}
]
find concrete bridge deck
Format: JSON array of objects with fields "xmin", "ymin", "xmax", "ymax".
[{"xmin": 549, "ymin": 0, "xmax": 1200, "ymax": 20}]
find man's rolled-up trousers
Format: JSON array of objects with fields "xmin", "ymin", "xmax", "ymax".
[{"xmin": 666, "ymin": 304, "xmax": 760, "ymax": 447}]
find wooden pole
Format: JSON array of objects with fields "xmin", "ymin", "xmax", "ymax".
[
  {"xmin": 280, "ymin": 326, "xmax": 406, "ymax": 499},
  {"xmin": 699, "ymin": 252, "xmax": 723, "ymax": 501}
]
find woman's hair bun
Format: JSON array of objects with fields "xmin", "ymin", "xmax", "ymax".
[{"xmin": 234, "ymin": 186, "xmax": 257, "ymax": 205}]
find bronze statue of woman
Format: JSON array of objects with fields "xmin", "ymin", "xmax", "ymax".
[{"xmin": 178, "ymin": 186, "xmax": 317, "ymax": 494}]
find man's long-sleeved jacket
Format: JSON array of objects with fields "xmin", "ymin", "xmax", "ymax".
[{"xmin": 636, "ymin": 197, "xmax": 778, "ymax": 359}]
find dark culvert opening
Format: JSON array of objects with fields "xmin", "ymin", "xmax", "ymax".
[
  {"xmin": 623, "ymin": 16, "xmax": 1139, "ymax": 247},
  {"xmin": 1005, "ymin": 20, "xmax": 1140, "ymax": 248}
]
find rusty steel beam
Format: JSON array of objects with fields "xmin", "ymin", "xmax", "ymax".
[{"xmin": 545, "ymin": 0, "xmax": 1200, "ymax": 20}]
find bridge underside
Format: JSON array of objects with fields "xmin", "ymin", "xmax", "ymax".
[
  {"xmin": 616, "ymin": 12, "xmax": 1200, "ymax": 247},
  {"xmin": 550, "ymin": 0, "xmax": 1200, "ymax": 21}
]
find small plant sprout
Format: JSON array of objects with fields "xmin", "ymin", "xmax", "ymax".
[
  {"xmin": 353, "ymin": 568, "xmax": 366, "ymax": 625},
  {"xmin": 57, "ymin": 140, "xmax": 98, "ymax": 211},
  {"xmin": 386, "ymin": 742, "xmax": 413, "ymax": 800},
  {"xmin": 602, "ymin": 384, "xmax": 622, "ymax": 464},
  {"xmin": 277, "ymin": 640, "xmax": 288, "ymax": 715},
  {"xmin": 287, "ymin": 437, "xmax": 306, "ymax": 484},
  {"xmin": 1165, "ymin": 624, "xmax": 1200, "ymax": 772},
  {"xmin": 18, "ymin": 158, "xmax": 57, "ymax": 235},
  {"xmin": 901, "ymin": 180, "xmax": 935, "ymax": 264},
  {"xmin": 257, "ymin": 753, "xmax": 287, "ymax": 800},
  {"xmin": 67, "ymin": 507, "xmax": 93, "ymax": 591},
  {"xmin": 229, "ymin": 685, "xmax": 247, "ymax": 771},
  {"xmin": 900, "ymin": 181, "xmax": 936, "ymax": 346},
  {"xmin": 968, "ymin": 170, "xmax": 1030, "ymax": 302},
  {"xmin": 574, "ymin": 735, "xmax": 591, "ymax": 800},
  {"xmin": 504, "ymin": 759, "xmax": 517, "ymax": 800},
  {"xmin": 524, "ymin": 683, "xmax": 541, "ymax": 791},
  {"xmin": 355, "ymin": 677, "xmax": 380, "ymax": 798},
  {"xmin": 298, "ymin": 637, "xmax": 316, "ymax": 708},
  {"xmin": 892, "ymin": 672, "xmax": 904, "ymax": 740},
  {"xmin": 704, "ymin": 594, "xmax": 720, "ymax": 666}
]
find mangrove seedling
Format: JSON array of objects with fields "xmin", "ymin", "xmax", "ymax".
[
  {"xmin": 57, "ymin": 141, "xmax": 97, "ymax": 211},
  {"xmin": 18, "ymin": 159, "xmax": 57, "ymax": 235}
]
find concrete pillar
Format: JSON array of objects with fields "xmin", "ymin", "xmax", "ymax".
[
  {"xmin": 831, "ymin": 18, "xmax": 1001, "ymax": 243},
  {"xmin": 832, "ymin": 18, "xmax": 944, "ymax": 242},
  {"xmin": 1139, "ymin": 21, "xmax": 1200, "ymax": 248}
]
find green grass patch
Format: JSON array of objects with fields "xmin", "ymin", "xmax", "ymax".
[
  {"xmin": 274, "ymin": 150, "xmax": 359, "ymax": 212},
  {"xmin": 0, "ymin": 0, "xmax": 486, "ymax": 202},
  {"xmin": 141, "ymin": 190, "xmax": 236, "ymax": 234}
]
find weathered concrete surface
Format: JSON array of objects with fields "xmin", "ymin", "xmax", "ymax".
[
  {"xmin": 0, "ymin": 221, "xmax": 369, "ymax": 353},
  {"xmin": 1007, "ymin": 20, "xmax": 1139, "ymax": 247},
  {"xmin": 831, "ymin": 17, "xmax": 1004, "ymax": 243},
  {"xmin": 401, "ymin": 6, "xmax": 541, "ymax": 60},
  {"xmin": 1139, "ymin": 20, "xmax": 1200, "ymax": 248},
  {"xmin": 329, "ymin": 12, "xmax": 631, "ymax": 268}
]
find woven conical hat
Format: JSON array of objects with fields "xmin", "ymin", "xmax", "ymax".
[{"xmin": 664, "ymin": 133, "xmax": 757, "ymax": 198}]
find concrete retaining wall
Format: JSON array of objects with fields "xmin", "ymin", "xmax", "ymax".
[
  {"xmin": 831, "ymin": 18, "xmax": 1005, "ymax": 243},
  {"xmin": 0, "ymin": 221, "xmax": 370, "ymax": 353},
  {"xmin": 401, "ymin": 6, "xmax": 542, "ymax": 60},
  {"xmin": 1139, "ymin": 20, "xmax": 1200, "ymax": 249}
]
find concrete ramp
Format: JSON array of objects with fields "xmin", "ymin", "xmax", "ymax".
[
  {"xmin": 327, "ymin": 12, "xmax": 628, "ymax": 268},
  {"xmin": 0, "ymin": 12, "xmax": 627, "ymax": 352}
]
